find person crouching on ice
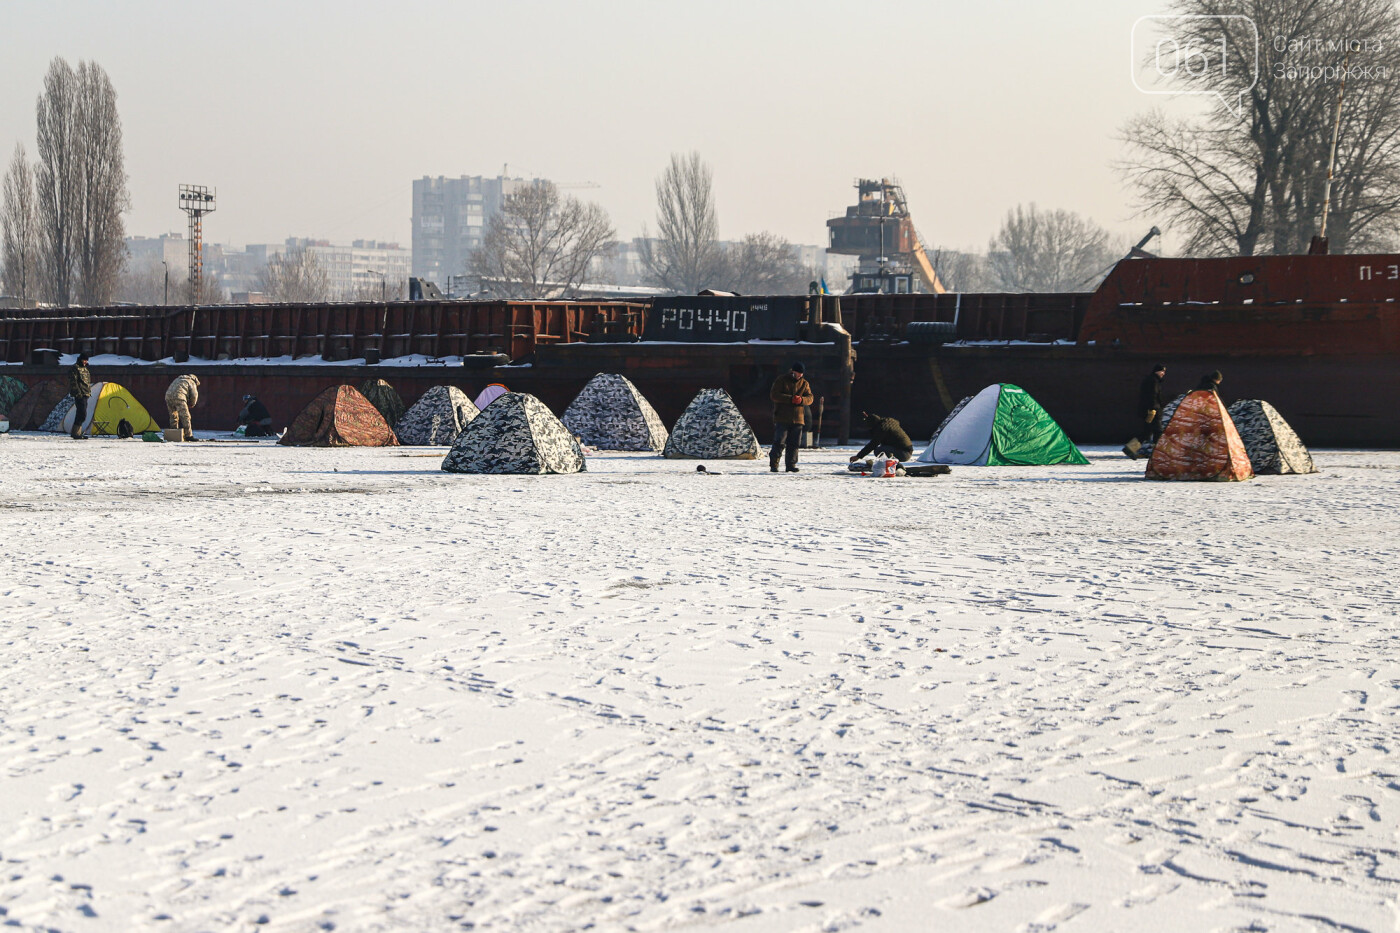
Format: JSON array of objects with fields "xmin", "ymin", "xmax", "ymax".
[
  {"xmin": 850, "ymin": 411, "xmax": 914, "ymax": 464},
  {"xmin": 769, "ymin": 362, "xmax": 814, "ymax": 472},
  {"xmin": 238, "ymin": 393, "xmax": 274, "ymax": 436},
  {"xmin": 165, "ymin": 373, "xmax": 200, "ymax": 442}
]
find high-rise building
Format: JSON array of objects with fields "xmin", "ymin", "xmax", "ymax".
[{"xmin": 411, "ymin": 174, "xmax": 526, "ymax": 285}]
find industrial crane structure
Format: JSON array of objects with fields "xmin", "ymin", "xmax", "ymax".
[{"xmin": 826, "ymin": 178, "xmax": 945, "ymax": 295}]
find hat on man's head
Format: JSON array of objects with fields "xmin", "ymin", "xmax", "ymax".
[
  {"xmin": 243, "ymin": 394, "xmax": 255, "ymax": 401},
  {"xmin": 790, "ymin": 361, "xmax": 805, "ymax": 374},
  {"xmin": 76, "ymin": 353, "xmax": 89, "ymax": 364},
  {"xmin": 1153, "ymin": 362, "xmax": 1167, "ymax": 372}
]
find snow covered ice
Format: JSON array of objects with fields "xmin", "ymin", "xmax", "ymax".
[{"xmin": 1, "ymin": 435, "xmax": 1398, "ymax": 932}]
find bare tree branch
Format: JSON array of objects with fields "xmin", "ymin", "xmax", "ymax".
[
  {"xmin": 641, "ymin": 152, "xmax": 723, "ymax": 293},
  {"xmin": 469, "ymin": 180, "xmax": 615, "ymax": 299}
]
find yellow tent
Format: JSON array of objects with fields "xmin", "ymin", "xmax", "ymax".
[{"xmin": 63, "ymin": 382, "xmax": 161, "ymax": 435}]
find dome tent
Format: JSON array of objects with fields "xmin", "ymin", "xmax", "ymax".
[
  {"xmin": 62, "ymin": 382, "xmax": 160, "ymax": 436},
  {"xmin": 441, "ymin": 391, "xmax": 585, "ymax": 475},
  {"xmin": 7, "ymin": 379, "xmax": 66, "ymax": 430},
  {"xmin": 358, "ymin": 378, "xmax": 406, "ymax": 429},
  {"xmin": 474, "ymin": 383, "xmax": 508, "ymax": 410},
  {"xmin": 395, "ymin": 386, "xmax": 479, "ymax": 446},
  {"xmin": 280, "ymin": 385, "xmax": 399, "ymax": 447},
  {"xmin": 1226, "ymin": 399, "xmax": 1316, "ymax": 475},
  {"xmin": 0, "ymin": 375, "xmax": 26, "ymax": 418},
  {"xmin": 1146, "ymin": 390, "xmax": 1253, "ymax": 481},
  {"xmin": 915, "ymin": 383, "xmax": 1087, "ymax": 465},
  {"xmin": 562, "ymin": 373, "xmax": 669, "ymax": 451},
  {"xmin": 662, "ymin": 388, "xmax": 760, "ymax": 460}
]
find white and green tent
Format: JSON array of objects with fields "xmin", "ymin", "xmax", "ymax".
[{"xmin": 915, "ymin": 383, "xmax": 1087, "ymax": 465}]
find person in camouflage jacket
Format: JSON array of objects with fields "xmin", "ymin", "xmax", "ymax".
[
  {"xmin": 165, "ymin": 374, "xmax": 200, "ymax": 441},
  {"xmin": 68, "ymin": 354, "xmax": 92, "ymax": 440}
]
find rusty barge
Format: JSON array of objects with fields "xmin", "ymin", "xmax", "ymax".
[{"xmin": 2, "ymin": 251, "xmax": 1398, "ymax": 447}]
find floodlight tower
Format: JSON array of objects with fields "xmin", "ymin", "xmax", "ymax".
[{"xmin": 178, "ymin": 184, "xmax": 217, "ymax": 300}]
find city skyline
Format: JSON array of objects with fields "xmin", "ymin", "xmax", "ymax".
[{"xmin": 2, "ymin": 0, "xmax": 1192, "ymax": 258}]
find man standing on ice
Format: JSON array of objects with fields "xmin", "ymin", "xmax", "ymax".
[
  {"xmin": 67, "ymin": 354, "xmax": 91, "ymax": 440},
  {"xmin": 165, "ymin": 373, "xmax": 200, "ymax": 442},
  {"xmin": 769, "ymin": 361, "xmax": 813, "ymax": 473},
  {"xmin": 1123, "ymin": 362, "xmax": 1167, "ymax": 459}
]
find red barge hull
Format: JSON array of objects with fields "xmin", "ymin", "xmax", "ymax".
[{"xmin": 2, "ymin": 253, "xmax": 1397, "ymax": 447}]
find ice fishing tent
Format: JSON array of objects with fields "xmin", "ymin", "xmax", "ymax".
[
  {"xmin": 915, "ymin": 383, "xmax": 1087, "ymax": 465},
  {"xmin": 279, "ymin": 385, "xmax": 399, "ymax": 447},
  {"xmin": 1226, "ymin": 399, "xmax": 1317, "ymax": 475},
  {"xmin": 0, "ymin": 376, "xmax": 25, "ymax": 418},
  {"xmin": 562, "ymin": 373, "xmax": 669, "ymax": 451},
  {"xmin": 51, "ymin": 381, "xmax": 104, "ymax": 433},
  {"xmin": 662, "ymin": 388, "xmax": 761, "ymax": 459},
  {"xmin": 40, "ymin": 396, "xmax": 75, "ymax": 432},
  {"xmin": 61, "ymin": 383, "xmax": 160, "ymax": 436},
  {"xmin": 358, "ymin": 378, "xmax": 406, "ymax": 428},
  {"xmin": 8, "ymin": 379, "xmax": 67, "ymax": 430},
  {"xmin": 474, "ymin": 383, "xmax": 508, "ymax": 410},
  {"xmin": 395, "ymin": 385, "xmax": 479, "ymax": 445},
  {"xmin": 1145, "ymin": 390, "xmax": 1253, "ymax": 481},
  {"xmin": 441, "ymin": 391, "xmax": 585, "ymax": 474}
]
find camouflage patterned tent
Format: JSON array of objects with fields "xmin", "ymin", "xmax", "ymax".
[
  {"xmin": 442, "ymin": 392, "xmax": 585, "ymax": 474},
  {"xmin": 395, "ymin": 385, "xmax": 479, "ymax": 446},
  {"xmin": 280, "ymin": 385, "xmax": 399, "ymax": 447},
  {"xmin": 1146, "ymin": 390, "xmax": 1253, "ymax": 481},
  {"xmin": 1226, "ymin": 399, "xmax": 1317, "ymax": 475},
  {"xmin": 358, "ymin": 378, "xmax": 406, "ymax": 428},
  {"xmin": 562, "ymin": 373, "xmax": 668, "ymax": 451},
  {"xmin": 0, "ymin": 375, "xmax": 26, "ymax": 417},
  {"xmin": 7, "ymin": 379, "xmax": 66, "ymax": 430},
  {"xmin": 662, "ymin": 389, "xmax": 760, "ymax": 460}
]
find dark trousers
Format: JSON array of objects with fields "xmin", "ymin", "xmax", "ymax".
[
  {"xmin": 771, "ymin": 423, "xmax": 802, "ymax": 468},
  {"xmin": 244, "ymin": 421, "xmax": 274, "ymax": 437},
  {"xmin": 1134, "ymin": 411, "xmax": 1163, "ymax": 446},
  {"xmin": 70, "ymin": 396, "xmax": 88, "ymax": 437}
]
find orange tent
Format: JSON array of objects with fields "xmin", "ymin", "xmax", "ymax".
[
  {"xmin": 279, "ymin": 385, "xmax": 399, "ymax": 447},
  {"xmin": 1146, "ymin": 390, "xmax": 1253, "ymax": 482}
]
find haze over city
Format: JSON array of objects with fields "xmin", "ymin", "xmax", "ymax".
[{"xmin": 2, "ymin": 0, "xmax": 1181, "ymax": 253}]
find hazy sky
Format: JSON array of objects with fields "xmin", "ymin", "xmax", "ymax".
[{"xmin": 2, "ymin": 0, "xmax": 1194, "ymax": 253}]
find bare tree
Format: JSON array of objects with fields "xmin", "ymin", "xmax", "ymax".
[
  {"xmin": 256, "ymin": 247, "xmax": 330, "ymax": 303},
  {"xmin": 469, "ymin": 180, "xmax": 615, "ymax": 299},
  {"xmin": 720, "ymin": 232, "xmax": 814, "ymax": 294},
  {"xmin": 347, "ymin": 278, "xmax": 406, "ymax": 302},
  {"xmin": 640, "ymin": 151, "xmax": 722, "ymax": 293},
  {"xmin": 2, "ymin": 144, "xmax": 41, "ymax": 303},
  {"xmin": 930, "ymin": 248, "xmax": 989, "ymax": 293},
  {"xmin": 33, "ymin": 57, "xmax": 129, "ymax": 305},
  {"xmin": 1121, "ymin": 0, "xmax": 1400, "ymax": 255},
  {"xmin": 987, "ymin": 204, "xmax": 1119, "ymax": 292},
  {"xmin": 115, "ymin": 258, "xmax": 163, "ymax": 305}
]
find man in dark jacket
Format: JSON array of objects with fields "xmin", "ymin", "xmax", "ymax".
[
  {"xmin": 1197, "ymin": 370, "xmax": 1223, "ymax": 395},
  {"xmin": 238, "ymin": 393, "xmax": 274, "ymax": 436},
  {"xmin": 1123, "ymin": 363, "xmax": 1166, "ymax": 459},
  {"xmin": 68, "ymin": 354, "xmax": 92, "ymax": 440},
  {"xmin": 769, "ymin": 362, "xmax": 814, "ymax": 472},
  {"xmin": 851, "ymin": 411, "xmax": 914, "ymax": 462}
]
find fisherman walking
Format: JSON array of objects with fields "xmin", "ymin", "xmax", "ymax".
[
  {"xmin": 769, "ymin": 362, "xmax": 813, "ymax": 472},
  {"xmin": 1123, "ymin": 363, "xmax": 1167, "ymax": 459},
  {"xmin": 67, "ymin": 353, "xmax": 92, "ymax": 440},
  {"xmin": 165, "ymin": 373, "xmax": 200, "ymax": 442}
]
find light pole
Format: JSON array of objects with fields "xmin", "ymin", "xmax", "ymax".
[{"xmin": 162, "ymin": 260, "xmax": 169, "ymax": 305}]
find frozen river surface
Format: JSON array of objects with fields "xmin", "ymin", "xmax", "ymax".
[{"xmin": 1, "ymin": 435, "xmax": 1397, "ymax": 932}]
